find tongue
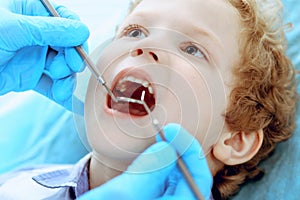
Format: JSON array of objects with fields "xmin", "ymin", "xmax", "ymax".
[{"xmin": 107, "ymin": 81, "xmax": 155, "ymax": 116}]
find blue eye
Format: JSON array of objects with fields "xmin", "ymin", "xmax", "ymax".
[
  {"xmin": 128, "ymin": 29, "xmax": 145, "ymax": 38},
  {"xmin": 182, "ymin": 44, "xmax": 205, "ymax": 59},
  {"xmin": 122, "ymin": 24, "xmax": 148, "ymax": 38}
]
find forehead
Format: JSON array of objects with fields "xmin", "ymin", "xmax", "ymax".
[
  {"xmin": 127, "ymin": 0, "xmax": 239, "ymax": 43},
  {"xmin": 129, "ymin": 0, "xmax": 238, "ymax": 28}
]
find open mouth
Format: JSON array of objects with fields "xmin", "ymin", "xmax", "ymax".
[{"xmin": 107, "ymin": 68, "xmax": 156, "ymax": 116}]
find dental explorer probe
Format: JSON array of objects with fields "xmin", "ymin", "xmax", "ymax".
[{"xmin": 40, "ymin": 1, "xmax": 205, "ymax": 199}]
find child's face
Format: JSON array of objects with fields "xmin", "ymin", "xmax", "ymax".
[{"xmin": 85, "ymin": 0, "xmax": 240, "ymax": 168}]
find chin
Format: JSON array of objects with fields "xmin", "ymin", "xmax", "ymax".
[{"xmin": 88, "ymin": 126, "xmax": 156, "ymax": 170}]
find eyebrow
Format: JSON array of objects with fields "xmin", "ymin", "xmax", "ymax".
[
  {"xmin": 189, "ymin": 25, "xmax": 223, "ymax": 50},
  {"xmin": 127, "ymin": 12, "xmax": 223, "ymax": 53}
]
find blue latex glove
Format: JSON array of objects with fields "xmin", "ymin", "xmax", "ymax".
[
  {"xmin": 79, "ymin": 123, "xmax": 213, "ymax": 200},
  {"xmin": 0, "ymin": 0, "xmax": 89, "ymax": 110}
]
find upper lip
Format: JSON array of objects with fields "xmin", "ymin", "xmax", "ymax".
[{"xmin": 110, "ymin": 67, "xmax": 154, "ymax": 91}]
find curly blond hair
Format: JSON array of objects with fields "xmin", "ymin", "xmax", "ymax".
[
  {"xmin": 214, "ymin": 0, "xmax": 297, "ymax": 199},
  {"xmin": 128, "ymin": 0, "xmax": 297, "ymax": 199}
]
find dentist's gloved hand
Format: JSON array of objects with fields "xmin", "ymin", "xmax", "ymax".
[
  {"xmin": 79, "ymin": 123, "xmax": 213, "ymax": 200},
  {"xmin": 0, "ymin": 0, "xmax": 89, "ymax": 110}
]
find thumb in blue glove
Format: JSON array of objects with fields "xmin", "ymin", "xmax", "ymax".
[
  {"xmin": 78, "ymin": 123, "xmax": 213, "ymax": 200},
  {"xmin": 0, "ymin": 0, "xmax": 89, "ymax": 110}
]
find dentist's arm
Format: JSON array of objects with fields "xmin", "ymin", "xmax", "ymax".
[
  {"xmin": 0, "ymin": 0, "xmax": 89, "ymax": 110},
  {"xmin": 79, "ymin": 124, "xmax": 213, "ymax": 200}
]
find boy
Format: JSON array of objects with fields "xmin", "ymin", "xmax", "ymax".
[
  {"xmin": 85, "ymin": 0, "xmax": 296, "ymax": 199},
  {"xmin": 0, "ymin": 0, "xmax": 297, "ymax": 199}
]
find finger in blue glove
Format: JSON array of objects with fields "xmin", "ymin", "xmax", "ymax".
[
  {"xmin": 158, "ymin": 123, "xmax": 213, "ymax": 200},
  {"xmin": 0, "ymin": 46, "xmax": 47, "ymax": 94},
  {"xmin": 0, "ymin": 0, "xmax": 89, "ymax": 110}
]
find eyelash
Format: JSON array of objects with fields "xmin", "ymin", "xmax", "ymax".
[
  {"xmin": 120, "ymin": 24, "xmax": 208, "ymax": 61},
  {"xmin": 180, "ymin": 43, "xmax": 208, "ymax": 60},
  {"xmin": 121, "ymin": 24, "xmax": 148, "ymax": 38}
]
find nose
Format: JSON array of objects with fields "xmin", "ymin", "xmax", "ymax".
[{"xmin": 130, "ymin": 48, "xmax": 159, "ymax": 62}]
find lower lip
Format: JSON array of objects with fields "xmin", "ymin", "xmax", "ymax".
[{"xmin": 103, "ymin": 98, "xmax": 149, "ymax": 120}]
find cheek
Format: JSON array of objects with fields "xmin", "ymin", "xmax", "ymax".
[
  {"xmin": 84, "ymin": 79, "xmax": 102, "ymax": 151},
  {"xmin": 169, "ymin": 63, "xmax": 228, "ymax": 152},
  {"xmin": 84, "ymin": 78, "xmax": 111, "ymax": 155}
]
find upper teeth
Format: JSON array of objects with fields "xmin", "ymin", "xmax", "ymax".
[{"xmin": 118, "ymin": 76, "xmax": 153, "ymax": 94}]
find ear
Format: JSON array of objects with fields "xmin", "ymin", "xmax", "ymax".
[{"xmin": 212, "ymin": 130, "xmax": 264, "ymax": 165}]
